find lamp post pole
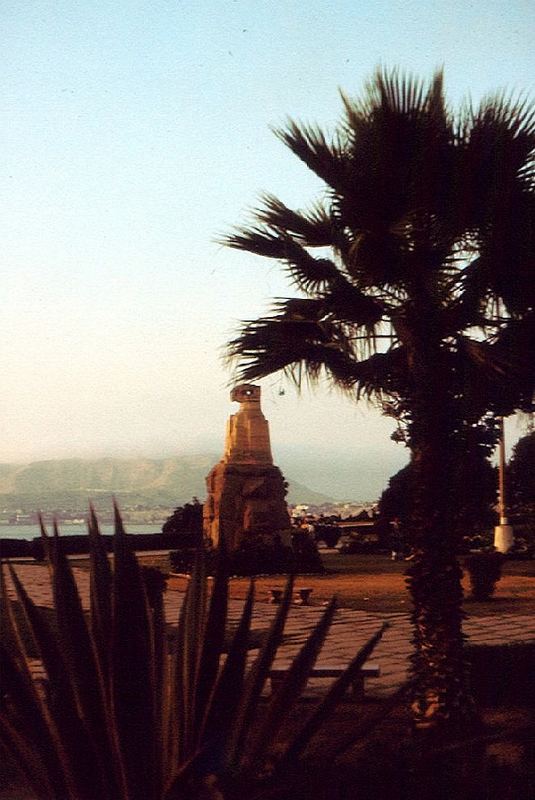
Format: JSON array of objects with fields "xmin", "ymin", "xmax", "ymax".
[{"xmin": 494, "ymin": 417, "xmax": 514, "ymax": 553}]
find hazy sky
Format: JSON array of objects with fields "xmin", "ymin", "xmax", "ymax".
[{"xmin": 2, "ymin": 1, "xmax": 533, "ymax": 497}]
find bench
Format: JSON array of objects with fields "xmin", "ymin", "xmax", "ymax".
[
  {"xmin": 268, "ymin": 587, "xmax": 313, "ymax": 605},
  {"xmin": 268, "ymin": 662, "xmax": 380, "ymax": 698},
  {"xmin": 294, "ymin": 587, "xmax": 313, "ymax": 605}
]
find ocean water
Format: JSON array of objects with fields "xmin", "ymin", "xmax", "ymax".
[{"xmin": 0, "ymin": 523, "xmax": 164, "ymax": 541}]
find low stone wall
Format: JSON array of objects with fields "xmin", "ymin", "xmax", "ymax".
[{"xmin": 0, "ymin": 531, "xmax": 182, "ymax": 560}]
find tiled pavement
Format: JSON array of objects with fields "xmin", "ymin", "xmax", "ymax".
[{"xmin": 5, "ymin": 565, "xmax": 535, "ymax": 698}]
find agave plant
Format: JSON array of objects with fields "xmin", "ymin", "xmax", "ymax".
[{"xmin": 0, "ymin": 507, "xmax": 396, "ymax": 800}]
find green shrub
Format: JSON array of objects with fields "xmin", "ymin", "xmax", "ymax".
[
  {"xmin": 140, "ymin": 565, "xmax": 168, "ymax": 607},
  {"xmin": 314, "ymin": 525, "xmax": 341, "ymax": 549},
  {"xmin": 170, "ymin": 534, "xmax": 324, "ymax": 577},
  {"xmin": 464, "ymin": 551, "xmax": 504, "ymax": 600},
  {"xmin": 466, "ymin": 642, "xmax": 535, "ymax": 706},
  {"xmin": 161, "ymin": 500, "xmax": 203, "ymax": 547},
  {"xmin": 0, "ymin": 507, "xmax": 393, "ymax": 800},
  {"xmin": 169, "ymin": 545, "xmax": 210, "ymax": 574}
]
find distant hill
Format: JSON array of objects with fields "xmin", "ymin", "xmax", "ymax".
[{"xmin": 0, "ymin": 456, "xmax": 333, "ymax": 511}]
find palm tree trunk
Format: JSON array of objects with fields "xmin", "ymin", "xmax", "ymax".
[{"xmin": 405, "ymin": 361, "xmax": 477, "ymax": 734}]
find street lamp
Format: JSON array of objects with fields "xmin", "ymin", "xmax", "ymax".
[{"xmin": 494, "ymin": 417, "xmax": 514, "ymax": 553}]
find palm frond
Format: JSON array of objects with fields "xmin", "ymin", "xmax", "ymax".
[
  {"xmin": 455, "ymin": 91, "xmax": 535, "ymax": 249},
  {"xmin": 227, "ymin": 306, "xmax": 404, "ymax": 401},
  {"xmin": 322, "ymin": 277, "xmax": 387, "ymax": 326},
  {"xmin": 337, "ymin": 70, "xmax": 456, "ymax": 247},
  {"xmin": 472, "ymin": 90, "xmax": 535, "ymax": 140},
  {"xmin": 256, "ymin": 193, "xmax": 335, "ymax": 247},
  {"xmin": 223, "ymin": 224, "xmax": 341, "ymax": 293},
  {"xmin": 475, "ymin": 190, "xmax": 535, "ymax": 312},
  {"xmin": 273, "ymin": 118, "xmax": 348, "ymax": 192},
  {"xmin": 374, "ymin": 67, "xmax": 427, "ymax": 116},
  {"xmin": 456, "ymin": 321, "xmax": 535, "ymax": 419}
]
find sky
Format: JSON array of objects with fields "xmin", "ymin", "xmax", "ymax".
[{"xmin": 1, "ymin": 1, "xmax": 534, "ymax": 498}]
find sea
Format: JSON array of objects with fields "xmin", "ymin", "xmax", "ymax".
[{"xmin": 0, "ymin": 523, "xmax": 164, "ymax": 541}]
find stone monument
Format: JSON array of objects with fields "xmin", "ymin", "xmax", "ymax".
[{"xmin": 203, "ymin": 384, "xmax": 291, "ymax": 550}]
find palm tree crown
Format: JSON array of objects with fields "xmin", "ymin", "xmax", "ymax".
[{"xmin": 225, "ymin": 70, "xmax": 534, "ymax": 424}]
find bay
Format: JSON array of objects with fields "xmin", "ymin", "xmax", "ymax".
[{"xmin": 0, "ymin": 523, "xmax": 164, "ymax": 541}]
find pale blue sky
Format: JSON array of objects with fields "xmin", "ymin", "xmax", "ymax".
[{"xmin": 1, "ymin": 1, "xmax": 533, "ymax": 497}]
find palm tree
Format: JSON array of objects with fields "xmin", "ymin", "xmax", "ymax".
[{"xmin": 223, "ymin": 70, "xmax": 535, "ymax": 734}]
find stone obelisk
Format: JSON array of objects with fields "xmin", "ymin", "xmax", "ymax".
[{"xmin": 203, "ymin": 384, "xmax": 291, "ymax": 550}]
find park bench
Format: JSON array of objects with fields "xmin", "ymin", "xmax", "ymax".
[
  {"xmin": 268, "ymin": 662, "xmax": 380, "ymax": 698},
  {"xmin": 268, "ymin": 587, "xmax": 313, "ymax": 605},
  {"xmin": 294, "ymin": 587, "xmax": 313, "ymax": 605},
  {"xmin": 28, "ymin": 655, "xmax": 380, "ymax": 701}
]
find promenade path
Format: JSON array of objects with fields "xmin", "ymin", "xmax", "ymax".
[{"xmin": 5, "ymin": 564, "xmax": 535, "ymax": 698}]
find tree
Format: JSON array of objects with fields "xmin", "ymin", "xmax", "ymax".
[
  {"xmin": 379, "ymin": 452, "xmax": 497, "ymax": 545},
  {"xmin": 223, "ymin": 69, "xmax": 535, "ymax": 733},
  {"xmin": 508, "ymin": 430, "xmax": 535, "ymax": 511},
  {"xmin": 162, "ymin": 498, "xmax": 203, "ymax": 547},
  {"xmin": 507, "ymin": 430, "xmax": 535, "ymax": 552}
]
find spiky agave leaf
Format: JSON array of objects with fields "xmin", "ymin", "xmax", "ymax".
[
  {"xmin": 48, "ymin": 523, "xmax": 107, "ymax": 713},
  {"xmin": 0, "ymin": 567, "xmax": 68, "ymax": 800},
  {"xmin": 6, "ymin": 565, "xmax": 103, "ymax": 800},
  {"xmin": 277, "ymin": 623, "xmax": 389, "ymax": 767},
  {"xmin": 87, "ymin": 504, "xmax": 113, "ymax": 680},
  {"xmin": 0, "ymin": 711, "xmax": 57, "ymax": 800},
  {"xmin": 243, "ymin": 598, "xmax": 337, "ymax": 771},
  {"xmin": 47, "ymin": 521, "xmax": 121, "ymax": 799},
  {"xmin": 167, "ymin": 582, "xmax": 257, "ymax": 794},
  {"xmin": 111, "ymin": 502, "xmax": 159, "ymax": 800},
  {"xmin": 3, "ymin": 508, "xmax": 406, "ymax": 800},
  {"xmin": 194, "ymin": 543, "xmax": 230, "ymax": 734},
  {"xmin": 223, "ymin": 575, "xmax": 295, "ymax": 769},
  {"xmin": 38, "ymin": 515, "xmax": 52, "ymax": 572},
  {"xmin": 174, "ymin": 549, "xmax": 208, "ymax": 763},
  {"xmin": 148, "ymin": 566, "xmax": 167, "ymax": 785},
  {"xmin": 199, "ymin": 581, "xmax": 255, "ymax": 745}
]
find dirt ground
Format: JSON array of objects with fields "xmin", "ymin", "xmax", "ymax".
[{"xmin": 164, "ymin": 551, "xmax": 535, "ymax": 615}]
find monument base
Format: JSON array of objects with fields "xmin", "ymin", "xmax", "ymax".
[{"xmin": 204, "ymin": 461, "xmax": 291, "ymax": 551}]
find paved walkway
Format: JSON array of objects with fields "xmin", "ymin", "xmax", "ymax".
[{"xmin": 6, "ymin": 565, "xmax": 535, "ymax": 698}]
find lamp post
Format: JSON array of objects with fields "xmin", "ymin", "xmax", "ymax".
[{"xmin": 494, "ymin": 417, "xmax": 514, "ymax": 553}]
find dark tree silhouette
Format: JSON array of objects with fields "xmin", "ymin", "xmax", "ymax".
[
  {"xmin": 379, "ymin": 449, "xmax": 497, "ymax": 545},
  {"xmin": 162, "ymin": 499, "xmax": 203, "ymax": 548},
  {"xmin": 223, "ymin": 69, "xmax": 535, "ymax": 732},
  {"xmin": 508, "ymin": 430, "xmax": 535, "ymax": 511},
  {"xmin": 507, "ymin": 429, "xmax": 535, "ymax": 554}
]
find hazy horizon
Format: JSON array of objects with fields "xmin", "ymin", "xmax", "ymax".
[
  {"xmin": 0, "ymin": 413, "xmax": 410, "ymax": 500},
  {"xmin": 0, "ymin": 410, "xmax": 527, "ymax": 501},
  {"xmin": 3, "ymin": 2, "xmax": 533, "ymax": 498}
]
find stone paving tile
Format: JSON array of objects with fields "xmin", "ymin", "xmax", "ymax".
[{"xmin": 5, "ymin": 564, "xmax": 535, "ymax": 699}]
